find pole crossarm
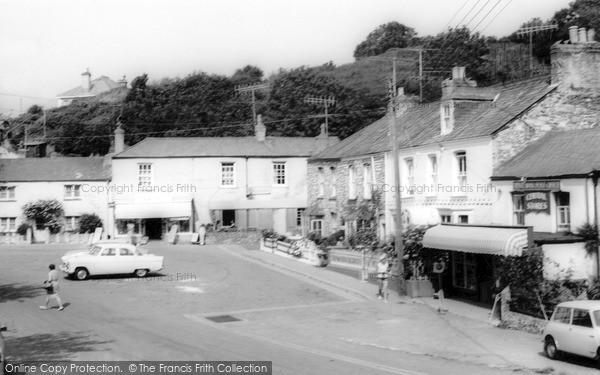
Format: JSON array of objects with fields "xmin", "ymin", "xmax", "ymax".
[
  {"xmin": 516, "ymin": 24, "xmax": 558, "ymax": 36},
  {"xmin": 234, "ymin": 82, "xmax": 269, "ymax": 125},
  {"xmin": 304, "ymin": 96, "xmax": 336, "ymax": 134}
]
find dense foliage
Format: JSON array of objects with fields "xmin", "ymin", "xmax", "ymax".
[
  {"xmin": 22, "ymin": 199, "xmax": 64, "ymax": 234},
  {"xmin": 78, "ymin": 213, "xmax": 104, "ymax": 234}
]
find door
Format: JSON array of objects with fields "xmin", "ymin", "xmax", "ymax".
[
  {"xmin": 551, "ymin": 307, "xmax": 573, "ymax": 353},
  {"xmin": 93, "ymin": 247, "xmax": 118, "ymax": 275},
  {"xmin": 145, "ymin": 219, "xmax": 163, "ymax": 240},
  {"xmin": 564, "ymin": 309, "xmax": 598, "ymax": 358}
]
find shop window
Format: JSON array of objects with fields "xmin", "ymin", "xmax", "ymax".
[
  {"xmin": 513, "ymin": 194, "xmax": 525, "ymax": 225},
  {"xmin": 556, "ymin": 192, "xmax": 570, "ymax": 231},
  {"xmin": 458, "ymin": 215, "xmax": 469, "ymax": 224},
  {"xmin": 453, "ymin": 252, "xmax": 477, "ymax": 291}
]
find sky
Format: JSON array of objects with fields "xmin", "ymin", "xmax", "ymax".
[{"xmin": 0, "ymin": 0, "xmax": 574, "ymax": 116}]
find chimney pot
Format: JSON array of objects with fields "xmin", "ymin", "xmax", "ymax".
[
  {"xmin": 588, "ymin": 29, "xmax": 596, "ymax": 42},
  {"xmin": 114, "ymin": 121, "xmax": 125, "ymax": 154},
  {"xmin": 81, "ymin": 68, "xmax": 91, "ymax": 91},
  {"xmin": 255, "ymin": 114, "xmax": 266, "ymax": 141},
  {"xmin": 579, "ymin": 27, "xmax": 588, "ymax": 43},
  {"xmin": 569, "ymin": 26, "xmax": 579, "ymax": 43}
]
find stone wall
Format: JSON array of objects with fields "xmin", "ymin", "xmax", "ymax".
[
  {"xmin": 552, "ymin": 42, "xmax": 600, "ymax": 92},
  {"xmin": 493, "ymin": 89, "xmax": 600, "ymax": 170},
  {"xmin": 307, "ymin": 154, "xmax": 386, "ymax": 238}
]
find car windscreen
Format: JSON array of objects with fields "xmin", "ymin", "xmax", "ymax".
[{"xmin": 89, "ymin": 246, "xmax": 102, "ymax": 256}]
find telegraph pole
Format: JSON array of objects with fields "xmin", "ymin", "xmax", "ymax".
[
  {"xmin": 387, "ymin": 80, "xmax": 404, "ymax": 293},
  {"xmin": 304, "ymin": 96, "xmax": 335, "ymax": 134},
  {"xmin": 516, "ymin": 23, "xmax": 558, "ymax": 75},
  {"xmin": 235, "ymin": 83, "xmax": 269, "ymax": 125}
]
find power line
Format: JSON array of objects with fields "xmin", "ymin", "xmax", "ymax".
[
  {"xmin": 479, "ymin": 0, "xmax": 513, "ymax": 33},
  {"xmin": 443, "ymin": 0, "xmax": 471, "ymax": 30},
  {"xmin": 455, "ymin": 0, "xmax": 482, "ymax": 28},
  {"xmin": 471, "ymin": 0, "xmax": 502, "ymax": 32},
  {"xmin": 463, "ymin": 0, "xmax": 493, "ymax": 30}
]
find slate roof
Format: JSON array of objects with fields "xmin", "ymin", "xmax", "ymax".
[
  {"xmin": 312, "ymin": 77, "xmax": 555, "ymax": 160},
  {"xmin": 57, "ymin": 76, "xmax": 122, "ymax": 98},
  {"xmin": 113, "ymin": 136, "xmax": 338, "ymax": 158},
  {"xmin": 493, "ymin": 127, "xmax": 600, "ymax": 179},
  {"xmin": 0, "ymin": 157, "xmax": 111, "ymax": 182}
]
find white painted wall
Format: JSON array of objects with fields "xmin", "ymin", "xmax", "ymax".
[{"xmin": 543, "ymin": 242, "xmax": 597, "ymax": 280}]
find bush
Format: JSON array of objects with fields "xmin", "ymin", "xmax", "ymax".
[
  {"xmin": 16, "ymin": 223, "xmax": 31, "ymax": 236},
  {"xmin": 78, "ymin": 213, "xmax": 103, "ymax": 234},
  {"xmin": 22, "ymin": 199, "xmax": 64, "ymax": 234},
  {"xmin": 347, "ymin": 227, "xmax": 377, "ymax": 248},
  {"xmin": 260, "ymin": 229, "xmax": 278, "ymax": 239},
  {"xmin": 322, "ymin": 230, "xmax": 345, "ymax": 247}
]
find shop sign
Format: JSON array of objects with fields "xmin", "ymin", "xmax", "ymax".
[
  {"xmin": 524, "ymin": 191, "xmax": 550, "ymax": 214},
  {"xmin": 513, "ymin": 180, "xmax": 560, "ymax": 191}
]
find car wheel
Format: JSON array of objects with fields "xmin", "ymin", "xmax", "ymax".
[
  {"xmin": 134, "ymin": 269, "xmax": 148, "ymax": 278},
  {"xmin": 545, "ymin": 337, "xmax": 559, "ymax": 360},
  {"xmin": 75, "ymin": 268, "xmax": 89, "ymax": 281}
]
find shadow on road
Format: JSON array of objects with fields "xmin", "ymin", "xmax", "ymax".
[
  {"xmin": 0, "ymin": 283, "xmax": 43, "ymax": 303},
  {"xmin": 5, "ymin": 331, "xmax": 113, "ymax": 361}
]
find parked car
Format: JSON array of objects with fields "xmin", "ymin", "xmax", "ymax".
[
  {"xmin": 543, "ymin": 300, "xmax": 600, "ymax": 366},
  {"xmin": 59, "ymin": 242, "xmax": 164, "ymax": 280},
  {"xmin": 1, "ymin": 323, "xmax": 6, "ymax": 375}
]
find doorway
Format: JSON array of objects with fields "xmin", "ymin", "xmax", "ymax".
[
  {"xmin": 222, "ymin": 210, "xmax": 236, "ymax": 227},
  {"xmin": 145, "ymin": 218, "xmax": 163, "ymax": 240}
]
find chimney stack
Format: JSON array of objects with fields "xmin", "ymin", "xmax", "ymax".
[
  {"xmin": 117, "ymin": 75, "xmax": 128, "ymax": 88},
  {"xmin": 114, "ymin": 120, "xmax": 125, "ymax": 154},
  {"xmin": 569, "ymin": 26, "xmax": 579, "ymax": 43},
  {"xmin": 551, "ymin": 25, "xmax": 600, "ymax": 91},
  {"xmin": 81, "ymin": 68, "xmax": 91, "ymax": 92},
  {"xmin": 255, "ymin": 114, "xmax": 266, "ymax": 141},
  {"xmin": 579, "ymin": 27, "xmax": 588, "ymax": 43}
]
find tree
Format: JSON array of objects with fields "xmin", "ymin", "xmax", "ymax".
[
  {"xmin": 78, "ymin": 213, "xmax": 103, "ymax": 233},
  {"xmin": 231, "ymin": 65, "xmax": 264, "ymax": 86},
  {"xmin": 354, "ymin": 22, "xmax": 417, "ymax": 59},
  {"xmin": 22, "ymin": 199, "xmax": 64, "ymax": 234}
]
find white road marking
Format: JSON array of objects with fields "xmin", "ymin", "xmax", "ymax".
[{"xmin": 184, "ymin": 313, "xmax": 431, "ymax": 375}]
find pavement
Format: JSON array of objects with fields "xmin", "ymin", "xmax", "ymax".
[{"xmin": 225, "ymin": 244, "xmax": 600, "ymax": 375}]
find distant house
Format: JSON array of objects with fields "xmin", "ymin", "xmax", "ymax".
[
  {"xmin": 56, "ymin": 69, "xmax": 127, "ymax": 107},
  {"xmin": 0, "ymin": 157, "xmax": 111, "ymax": 237},
  {"xmin": 109, "ymin": 116, "xmax": 338, "ymax": 240}
]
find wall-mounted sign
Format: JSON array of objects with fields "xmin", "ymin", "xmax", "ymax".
[
  {"xmin": 513, "ymin": 180, "xmax": 560, "ymax": 191},
  {"xmin": 524, "ymin": 191, "xmax": 551, "ymax": 214}
]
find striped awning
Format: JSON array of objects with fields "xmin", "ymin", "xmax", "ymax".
[{"xmin": 422, "ymin": 224, "xmax": 529, "ymax": 257}]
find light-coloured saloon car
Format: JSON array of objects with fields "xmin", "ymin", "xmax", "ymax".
[
  {"xmin": 543, "ymin": 300, "xmax": 600, "ymax": 366},
  {"xmin": 60, "ymin": 242, "xmax": 164, "ymax": 280}
]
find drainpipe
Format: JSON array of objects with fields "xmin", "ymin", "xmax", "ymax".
[{"xmin": 593, "ymin": 171, "xmax": 600, "ymax": 279}]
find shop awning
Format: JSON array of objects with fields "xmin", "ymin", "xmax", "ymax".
[
  {"xmin": 115, "ymin": 201, "xmax": 192, "ymax": 219},
  {"xmin": 422, "ymin": 224, "xmax": 530, "ymax": 257}
]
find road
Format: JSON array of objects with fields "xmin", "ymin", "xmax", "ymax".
[{"xmin": 0, "ymin": 242, "xmax": 594, "ymax": 374}]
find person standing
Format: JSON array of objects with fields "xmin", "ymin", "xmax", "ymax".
[
  {"xmin": 198, "ymin": 224, "xmax": 206, "ymax": 246},
  {"xmin": 376, "ymin": 254, "xmax": 390, "ymax": 303},
  {"xmin": 40, "ymin": 264, "xmax": 64, "ymax": 311}
]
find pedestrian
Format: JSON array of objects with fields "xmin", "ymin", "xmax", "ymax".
[
  {"xmin": 198, "ymin": 223, "xmax": 206, "ymax": 246},
  {"xmin": 40, "ymin": 264, "xmax": 64, "ymax": 311},
  {"xmin": 376, "ymin": 253, "xmax": 390, "ymax": 303}
]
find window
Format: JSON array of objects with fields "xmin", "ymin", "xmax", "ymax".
[
  {"xmin": 458, "ymin": 215, "xmax": 469, "ymax": 224},
  {"xmin": 330, "ymin": 167, "xmax": 337, "ymax": 198},
  {"xmin": 221, "ymin": 162, "xmax": 235, "ymax": 187},
  {"xmin": 296, "ymin": 208, "xmax": 305, "ymax": 227},
  {"xmin": 442, "ymin": 102, "xmax": 453, "ymax": 134},
  {"xmin": 273, "ymin": 162, "xmax": 286, "ymax": 185},
  {"xmin": 0, "ymin": 217, "xmax": 16, "ymax": 232},
  {"xmin": 405, "ymin": 158, "xmax": 415, "ymax": 194},
  {"xmin": 119, "ymin": 248, "xmax": 134, "ymax": 256},
  {"xmin": 138, "ymin": 163, "xmax": 152, "ymax": 188},
  {"xmin": 101, "ymin": 248, "xmax": 117, "ymax": 256},
  {"xmin": 553, "ymin": 307, "xmax": 571, "ymax": 323},
  {"xmin": 65, "ymin": 216, "xmax": 80, "ymax": 231},
  {"xmin": 453, "ymin": 252, "xmax": 477, "ymax": 290},
  {"xmin": 441, "ymin": 215, "xmax": 452, "ymax": 223},
  {"xmin": 348, "ymin": 165, "xmax": 356, "ymax": 199},
  {"xmin": 456, "ymin": 151, "xmax": 467, "ymax": 188},
  {"xmin": 556, "ymin": 192, "xmax": 570, "ymax": 231},
  {"xmin": 513, "ymin": 194, "xmax": 525, "ymax": 225},
  {"xmin": 0, "ymin": 186, "xmax": 15, "ymax": 200},
  {"xmin": 428, "ymin": 155, "xmax": 438, "ymax": 187},
  {"xmin": 64, "ymin": 185, "xmax": 81, "ymax": 199},
  {"xmin": 310, "ymin": 218, "xmax": 323, "ymax": 237},
  {"xmin": 572, "ymin": 309, "xmax": 593, "ymax": 328},
  {"xmin": 363, "ymin": 164, "xmax": 372, "ymax": 200},
  {"xmin": 317, "ymin": 167, "xmax": 325, "ymax": 197}
]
